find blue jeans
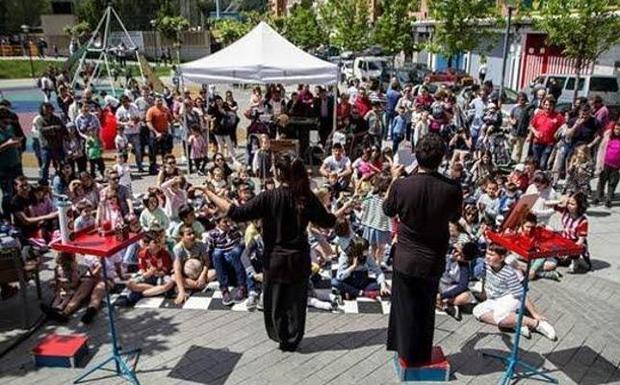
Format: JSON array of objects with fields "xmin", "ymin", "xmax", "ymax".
[
  {"xmin": 212, "ymin": 245, "xmax": 246, "ymax": 289},
  {"xmin": 532, "ymin": 143, "xmax": 554, "ymax": 170},
  {"xmin": 331, "ymin": 271, "xmax": 380, "ymax": 297},
  {"xmin": 40, "ymin": 147, "xmax": 64, "ymax": 182},
  {"xmin": 392, "ymin": 133, "xmax": 404, "ymax": 153},
  {"xmin": 125, "ymin": 133, "xmax": 143, "ymax": 169}
]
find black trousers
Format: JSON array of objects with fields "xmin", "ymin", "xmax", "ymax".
[
  {"xmin": 263, "ymin": 278, "xmax": 308, "ymax": 348},
  {"xmin": 597, "ymin": 165, "xmax": 619, "ymax": 202},
  {"xmin": 387, "ymin": 270, "xmax": 440, "ymax": 365}
]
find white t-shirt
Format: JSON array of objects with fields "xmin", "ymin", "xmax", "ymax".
[
  {"xmin": 322, "ymin": 155, "xmax": 351, "ymax": 174},
  {"xmin": 115, "ymin": 103, "xmax": 141, "ymax": 135},
  {"xmin": 83, "ymin": 252, "xmax": 123, "ymax": 280}
]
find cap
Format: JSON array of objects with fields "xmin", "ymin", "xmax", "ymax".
[{"xmin": 514, "ymin": 163, "xmax": 525, "ymax": 172}]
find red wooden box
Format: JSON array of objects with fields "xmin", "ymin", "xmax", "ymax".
[
  {"xmin": 394, "ymin": 346, "xmax": 450, "ymax": 382},
  {"xmin": 33, "ymin": 333, "xmax": 89, "ymax": 368}
]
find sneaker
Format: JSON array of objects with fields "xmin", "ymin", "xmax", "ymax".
[
  {"xmin": 539, "ymin": 270, "xmax": 561, "ymax": 281},
  {"xmin": 221, "ymin": 289, "xmax": 233, "ymax": 306},
  {"xmin": 233, "ymin": 287, "xmax": 246, "ymax": 304},
  {"xmin": 246, "ymin": 291, "xmax": 259, "ymax": 311},
  {"xmin": 536, "ymin": 320, "xmax": 557, "ymax": 341},
  {"xmin": 257, "ymin": 292, "xmax": 264, "ymax": 311},
  {"xmin": 520, "ymin": 326, "xmax": 532, "ymax": 339},
  {"xmin": 567, "ymin": 260, "xmax": 577, "ymax": 274},
  {"xmin": 605, "ymin": 200, "xmax": 612, "ymax": 208},
  {"xmin": 445, "ymin": 305, "xmax": 462, "ymax": 321},
  {"xmin": 81, "ymin": 306, "xmax": 97, "ymax": 324}
]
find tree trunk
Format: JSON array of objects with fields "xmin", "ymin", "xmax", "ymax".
[{"xmin": 573, "ymin": 57, "xmax": 582, "ymax": 105}]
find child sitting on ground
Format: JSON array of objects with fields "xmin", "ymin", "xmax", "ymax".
[
  {"xmin": 556, "ymin": 192, "xmax": 592, "ymax": 273},
  {"xmin": 50, "ymin": 252, "xmax": 81, "ymax": 311},
  {"xmin": 505, "ymin": 213, "xmax": 561, "ymax": 281},
  {"xmin": 473, "ymin": 243, "xmax": 557, "ymax": 340},
  {"xmin": 173, "ymin": 226, "xmax": 212, "ymax": 305},
  {"xmin": 205, "ymin": 215, "xmax": 247, "ymax": 306},
  {"xmin": 477, "ymin": 179, "xmax": 501, "ymax": 225},
  {"xmin": 127, "ymin": 230, "xmax": 175, "ymax": 302},
  {"xmin": 331, "ymin": 236, "xmax": 391, "ymax": 300},
  {"xmin": 437, "ymin": 241, "xmax": 479, "ymax": 320}
]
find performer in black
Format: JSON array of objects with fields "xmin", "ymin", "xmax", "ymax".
[
  {"xmin": 383, "ymin": 134, "xmax": 462, "ymax": 365},
  {"xmin": 204, "ymin": 153, "xmax": 350, "ymax": 351}
]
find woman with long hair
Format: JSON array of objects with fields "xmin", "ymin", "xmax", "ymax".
[{"xmin": 204, "ymin": 153, "xmax": 350, "ymax": 351}]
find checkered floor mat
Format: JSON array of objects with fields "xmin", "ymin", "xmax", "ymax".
[{"xmin": 110, "ymin": 268, "xmax": 394, "ymax": 315}]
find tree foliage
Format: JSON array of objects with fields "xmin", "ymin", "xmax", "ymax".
[
  {"xmin": 154, "ymin": 16, "xmax": 190, "ymax": 44},
  {"xmin": 76, "ymin": 0, "xmax": 176, "ymax": 31},
  {"xmin": 373, "ymin": 0, "xmax": 418, "ymax": 55},
  {"xmin": 211, "ymin": 17, "xmax": 253, "ymax": 45},
  {"xmin": 426, "ymin": 0, "xmax": 500, "ymax": 63},
  {"xmin": 280, "ymin": 3, "xmax": 326, "ymax": 49},
  {"xmin": 317, "ymin": 0, "xmax": 373, "ymax": 52},
  {"xmin": 536, "ymin": 0, "xmax": 620, "ymax": 71},
  {"xmin": 0, "ymin": 0, "xmax": 51, "ymax": 32},
  {"xmin": 63, "ymin": 22, "xmax": 92, "ymax": 43}
]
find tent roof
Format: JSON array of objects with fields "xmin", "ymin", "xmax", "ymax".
[{"xmin": 180, "ymin": 22, "xmax": 338, "ymax": 85}]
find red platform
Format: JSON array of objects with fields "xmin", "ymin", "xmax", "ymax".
[
  {"xmin": 486, "ymin": 228, "xmax": 584, "ymax": 261},
  {"xmin": 33, "ymin": 333, "xmax": 89, "ymax": 368},
  {"xmin": 50, "ymin": 226, "xmax": 143, "ymax": 257},
  {"xmin": 394, "ymin": 346, "xmax": 450, "ymax": 382}
]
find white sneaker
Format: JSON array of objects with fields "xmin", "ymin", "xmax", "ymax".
[
  {"xmin": 520, "ymin": 326, "xmax": 531, "ymax": 339},
  {"xmin": 536, "ymin": 320, "xmax": 557, "ymax": 341}
]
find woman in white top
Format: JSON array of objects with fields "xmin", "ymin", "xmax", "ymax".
[{"xmin": 525, "ymin": 171, "xmax": 561, "ymax": 226}]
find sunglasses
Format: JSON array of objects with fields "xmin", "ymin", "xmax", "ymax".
[
  {"xmin": 166, "ymin": 162, "xmax": 176, "ymax": 166},
  {"xmin": 109, "ymin": 177, "xmax": 120, "ymax": 182}
]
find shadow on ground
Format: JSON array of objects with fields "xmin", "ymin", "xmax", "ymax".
[{"xmin": 168, "ymin": 345, "xmax": 242, "ymax": 385}]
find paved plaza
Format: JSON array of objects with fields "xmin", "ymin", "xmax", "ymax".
[{"xmin": 0, "ymin": 166, "xmax": 619, "ymax": 385}]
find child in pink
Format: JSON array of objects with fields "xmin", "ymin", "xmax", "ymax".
[{"xmin": 188, "ymin": 124, "xmax": 208, "ymax": 174}]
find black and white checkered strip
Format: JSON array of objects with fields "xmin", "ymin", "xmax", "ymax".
[{"xmin": 109, "ymin": 265, "xmax": 395, "ymax": 314}]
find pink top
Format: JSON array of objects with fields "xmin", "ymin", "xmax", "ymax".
[
  {"xmin": 29, "ymin": 197, "xmax": 55, "ymax": 217},
  {"xmin": 188, "ymin": 134, "xmax": 208, "ymax": 160},
  {"xmin": 604, "ymin": 136, "xmax": 620, "ymax": 169}
]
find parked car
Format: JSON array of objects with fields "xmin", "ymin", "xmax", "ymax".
[{"xmin": 527, "ymin": 73, "xmax": 620, "ymax": 110}]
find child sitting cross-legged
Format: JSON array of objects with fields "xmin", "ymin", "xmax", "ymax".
[
  {"xmin": 127, "ymin": 230, "xmax": 175, "ymax": 303},
  {"xmin": 205, "ymin": 215, "xmax": 247, "ymax": 306},
  {"xmin": 331, "ymin": 236, "xmax": 391, "ymax": 300},
  {"xmin": 437, "ymin": 241, "xmax": 479, "ymax": 321},
  {"xmin": 173, "ymin": 225, "xmax": 212, "ymax": 305},
  {"xmin": 473, "ymin": 243, "xmax": 557, "ymax": 340}
]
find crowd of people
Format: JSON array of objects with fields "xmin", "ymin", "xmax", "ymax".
[{"xmin": 0, "ymin": 66, "xmax": 618, "ymax": 345}]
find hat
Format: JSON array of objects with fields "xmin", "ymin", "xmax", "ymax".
[
  {"xmin": 104, "ymin": 95, "xmax": 119, "ymax": 107},
  {"xmin": 514, "ymin": 163, "xmax": 525, "ymax": 172}
]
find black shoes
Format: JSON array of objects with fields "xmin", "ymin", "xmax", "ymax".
[{"xmin": 81, "ymin": 306, "xmax": 98, "ymax": 324}]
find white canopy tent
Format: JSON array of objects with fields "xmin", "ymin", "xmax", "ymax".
[{"xmin": 180, "ymin": 21, "xmax": 339, "ymax": 85}]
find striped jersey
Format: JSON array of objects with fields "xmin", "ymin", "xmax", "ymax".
[
  {"xmin": 559, "ymin": 208, "xmax": 588, "ymax": 242},
  {"xmin": 360, "ymin": 193, "xmax": 391, "ymax": 232},
  {"xmin": 205, "ymin": 226, "xmax": 242, "ymax": 253},
  {"xmin": 484, "ymin": 263, "xmax": 523, "ymax": 300}
]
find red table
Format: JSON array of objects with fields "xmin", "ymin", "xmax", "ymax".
[{"xmin": 50, "ymin": 226, "xmax": 143, "ymax": 385}]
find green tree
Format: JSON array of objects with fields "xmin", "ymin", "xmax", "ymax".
[
  {"xmin": 154, "ymin": 15, "xmax": 190, "ymax": 63},
  {"xmin": 0, "ymin": 0, "xmax": 51, "ymax": 32},
  {"xmin": 317, "ymin": 0, "xmax": 373, "ymax": 52},
  {"xmin": 63, "ymin": 22, "xmax": 91, "ymax": 44},
  {"xmin": 373, "ymin": 0, "xmax": 418, "ymax": 56},
  {"xmin": 211, "ymin": 17, "xmax": 252, "ymax": 45},
  {"xmin": 426, "ymin": 0, "xmax": 500, "ymax": 67},
  {"xmin": 536, "ymin": 0, "xmax": 620, "ymax": 102},
  {"xmin": 281, "ymin": 3, "xmax": 326, "ymax": 49}
]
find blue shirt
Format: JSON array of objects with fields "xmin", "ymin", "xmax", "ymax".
[
  {"xmin": 390, "ymin": 115, "xmax": 406, "ymax": 136},
  {"xmin": 386, "ymin": 88, "xmax": 401, "ymax": 113}
]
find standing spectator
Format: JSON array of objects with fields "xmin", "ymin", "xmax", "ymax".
[
  {"xmin": 36, "ymin": 102, "xmax": 67, "ymax": 182},
  {"xmin": 146, "ymin": 96, "xmax": 173, "ymax": 173},
  {"xmin": 0, "ymin": 116, "xmax": 24, "ymax": 216},
  {"xmin": 385, "ymin": 79, "xmax": 401, "ymax": 134},
  {"xmin": 75, "ymin": 102, "xmax": 101, "ymax": 137},
  {"xmin": 115, "ymin": 95, "xmax": 144, "ymax": 172},
  {"xmin": 590, "ymin": 95, "xmax": 610, "ymax": 129},
  {"xmin": 594, "ymin": 118, "xmax": 620, "ymax": 208},
  {"xmin": 529, "ymin": 96, "xmax": 565, "ymax": 170},
  {"xmin": 224, "ymin": 90, "xmax": 240, "ymax": 147},
  {"xmin": 509, "ymin": 92, "xmax": 532, "ymax": 163},
  {"xmin": 314, "ymin": 87, "xmax": 335, "ymax": 145}
]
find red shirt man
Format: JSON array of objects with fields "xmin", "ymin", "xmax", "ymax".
[
  {"xmin": 530, "ymin": 96, "xmax": 565, "ymax": 146},
  {"xmin": 146, "ymin": 97, "xmax": 173, "ymax": 136}
]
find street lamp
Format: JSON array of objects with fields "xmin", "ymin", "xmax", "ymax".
[
  {"xmin": 21, "ymin": 24, "xmax": 35, "ymax": 78},
  {"xmin": 150, "ymin": 19, "xmax": 159, "ymax": 66},
  {"xmin": 499, "ymin": 5, "xmax": 515, "ymax": 100}
]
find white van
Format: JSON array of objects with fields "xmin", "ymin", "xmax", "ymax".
[
  {"xmin": 352, "ymin": 56, "xmax": 389, "ymax": 81},
  {"xmin": 528, "ymin": 74, "xmax": 620, "ymax": 107}
]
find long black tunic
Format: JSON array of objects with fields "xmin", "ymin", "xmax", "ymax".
[{"xmin": 382, "ymin": 171, "xmax": 462, "ymax": 364}]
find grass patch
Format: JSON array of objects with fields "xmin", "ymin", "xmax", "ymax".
[{"xmin": 0, "ymin": 59, "xmax": 170, "ymax": 79}]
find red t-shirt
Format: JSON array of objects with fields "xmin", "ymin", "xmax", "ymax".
[
  {"xmin": 138, "ymin": 248, "xmax": 173, "ymax": 273},
  {"xmin": 355, "ymin": 97, "xmax": 372, "ymax": 117},
  {"xmin": 146, "ymin": 105, "xmax": 172, "ymax": 134},
  {"xmin": 531, "ymin": 110, "xmax": 565, "ymax": 146}
]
